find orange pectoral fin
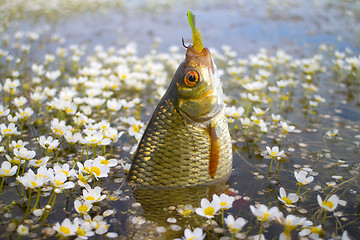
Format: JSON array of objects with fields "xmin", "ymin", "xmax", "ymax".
[{"xmin": 209, "ymin": 124, "xmax": 220, "ymax": 179}]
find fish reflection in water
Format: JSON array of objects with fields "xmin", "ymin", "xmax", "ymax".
[{"xmin": 120, "ymin": 177, "xmax": 229, "ymax": 239}]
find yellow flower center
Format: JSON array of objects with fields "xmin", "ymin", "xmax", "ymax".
[
  {"xmin": 220, "ymin": 202, "xmax": 227, "ymax": 207},
  {"xmin": 54, "ymin": 180, "xmax": 63, "ymax": 186},
  {"xmin": 90, "ymin": 166, "xmax": 101, "ymax": 176},
  {"xmin": 31, "ymin": 181, "xmax": 37, "ymax": 187},
  {"xmin": 204, "ymin": 206, "xmax": 215, "ymax": 216},
  {"xmin": 79, "ymin": 175, "xmax": 87, "ymax": 184},
  {"xmin": 78, "ymin": 204, "xmax": 88, "ymax": 213},
  {"xmin": 281, "ymin": 196, "xmax": 293, "ymax": 205},
  {"xmin": 76, "ymin": 228, "xmax": 86, "ymax": 236},
  {"xmin": 3, "ymin": 129, "xmax": 12, "ymax": 134},
  {"xmin": 323, "ymin": 200, "xmax": 334, "ymax": 210},
  {"xmin": 59, "ymin": 226, "xmax": 70, "ymax": 235},
  {"xmin": 61, "ymin": 170, "xmax": 69, "ymax": 176},
  {"xmin": 100, "ymin": 159, "xmax": 109, "ymax": 165},
  {"xmin": 133, "ymin": 124, "xmax": 140, "ymax": 133},
  {"xmin": 85, "ymin": 196, "xmax": 95, "ymax": 201},
  {"xmin": 182, "ymin": 209, "xmax": 192, "ymax": 216},
  {"xmin": 189, "ymin": 237, "xmax": 195, "ymax": 240},
  {"xmin": 310, "ymin": 226, "xmax": 323, "ymax": 235},
  {"xmin": 4, "ymin": 169, "xmax": 10, "ymax": 174},
  {"xmin": 262, "ymin": 212, "xmax": 270, "ymax": 221}
]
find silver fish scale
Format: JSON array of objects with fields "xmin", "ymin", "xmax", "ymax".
[{"xmin": 128, "ymin": 97, "xmax": 232, "ymax": 187}]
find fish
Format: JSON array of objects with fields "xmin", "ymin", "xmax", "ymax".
[{"xmin": 128, "ymin": 10, "xmax": 232, "ymax": 187}]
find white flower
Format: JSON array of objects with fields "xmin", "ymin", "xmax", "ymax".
[
  {"xmin": 266, "ymin": 146, "xmax": 284, "ymax": 158},
  {"xmin": 13, "ymin": 147, "xmax": 36, "ymax": 161},
  {"xmin": 51, "ymin": 118, "xmax": 69, "ymax": 136},
  {"xmin": 11, "ymin": 140, "xmax": 28, "ymax": 149},
  {"xmin": 276, "ymin": 214, "xmax": 307, "ymax": 234},
  {"xmin": 281, "ymin": 121, "xmax": 296, "ymax": 133},
  {"xmin": 103, "ymin": 128, "xmax": 124, "ymax": 142},
  {"xmin": 16, "ymin": 169, "xmax": 44, "ymax": 189},
  {"xmin": 176, "ymin": 228, "xmax": 206, "ymax": 240},
  {"xmin": 212, "ymin": 193, "xmax": 235, "ymax": 210},
  {"xmin": 16, "ymin": 107, "xmax": 34, "ymax": 120},
  {"xmin": 13, "ymin": 96, "xmax": 28, "ymax": 108},
  {"xmin": 177, "ymin": 204, "xmax": 194, "ymax": 217},
  {"xmin": 294, "ymin": 170, "xmax": 314, "ymax": 186},
  {"xmin": 253, "ymin": 107, "xmax": 268, "ymax": 116},
  {"xmin": 277, "ymin": 187, "xmax": 299, "ymax": 207},
  {"xmin": 16, "ymin": 224, "xmax": 29, "ymax": 236},
  {"xmin": 82, "ymin": 185, "xmax": 106, "ymax": 203},
  {"xmin": 96, "ymin": 156, "xmax": 118, "ymax": 167},
  {"xmin": 107, "ymin": 99, "xmax": 122, "ymax": 112},
  {"xmin": 53, "ymin": 218, "xmax": 77, "ymax": 237},
  {"xmin": 28, "ymin": 156, "xmax": 49, "ymax": 168},
  {"xmin": 0, "ymin": 161, "xmax": 18, "ymax": 177},
  {"xmin": 225, "ymin": 215, "xmax": 247, "ymax": 233},
  {"xmin": 195, "ymin": 197, "xmax": 221, "ymax": 219},
  {"xmin": 53, "ymin": 163, "xmax": 76, "ymax": 178},
  {"xmin": 226, "ymin": 106, "xmax": 245, "ymax": 118},
  {"xmin": 317, "ymin": 194, "xmax": 339, "ymax": 212},
  {"xmin": 299, "ymin": 224, "xmax": 324, "ymax": 239},
  {"xmin": 45, "ymin": 69, "xmax": 61, "ymax": 81},
  {"xmin": 64, "ymin": 131, "xmax": 82, "ymax": 144},
  {"xmin": 74, "ymin": 199, "xmax": 93, "ymax": 215},
  {"xmin": 250, "ymin": 204, "xmax": 282, "ymax": 222},
  {"xmin": 325, "ymin": 128, "xmax": 339, "ymax": 138},
  {"xmin": 49, "ymin": 172, "xmax": 75, "ymax": 190},
  {"xmin": 240, "ymin": 118, "xmax": 251, "ymax": 128},
  {"xmin": 0, "ymin": 104, "xmax": 10, "ymax": 117},
  {"xmin": 0, "ymin": 123, "xmax": 19, "ymax": 136},
  {"xmin": 271, "ymin": 113, "xmax": 281, "ymax": 123},
  {"xmin": 80, "ymin": 158, "xmax": 110, "ymax": 179},
  {"xmin": 73, "ymin": 217, "xmax": 94, "ymax": 239},
  {"xmin": 37, "ymin": 136, "xmax": 60, "ymax": 151}
]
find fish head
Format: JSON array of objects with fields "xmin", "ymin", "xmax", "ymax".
[{"xmin": 171, "ymin": 46, "xmax": 224, "ymax": 121}]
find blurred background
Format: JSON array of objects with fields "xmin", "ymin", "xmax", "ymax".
[{"xmin": 1, "ymin": 0, "xmax": 359, "ymax": 56}]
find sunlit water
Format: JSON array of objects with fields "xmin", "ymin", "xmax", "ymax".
[{"xmin": 0, "ymin": 0, "xmax": 359, "ymax": 239}]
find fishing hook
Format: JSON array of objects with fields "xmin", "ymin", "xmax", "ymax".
[{"xmin": 182, "ymin": 37, "xmax": 189, "ymax": 48}]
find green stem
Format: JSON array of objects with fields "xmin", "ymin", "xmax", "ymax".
[
  {"xmin": 110, "ymin": 142, "xmax": 114, "ymax": 156},
  {"xmin": 258, "ymin": 221, "xmax": 264, "ymax": 240},
  {"xmin": 221, "ymin": 209, "xmax": 224, "ymax": 227},
  {"xmin": 55, "ymin": 150, "xmax": 58, "ymax": 163},
  {"xmin": 322, "ymin": 210, "xmax": 328, "ymax": 226},
  {"xmin": 22, "ymin": 188, "xmax": 33, "ymax": 221},
  {"xmin": 42, "ymin": 192, "xmax": 57, "ymax": 223},
  {"xmin": 269, "ymin": 157, "xmax": 274, "ymax": 175},
  {"xmin": 93, "ymin": 145, "xmax": 96, "ymax": 158},
  {"xmin": 21, "ymin": 160, "xmax": 27, "ymax": 175},
  {"xmin": 30, "ymin": 188, "xmax": 42, "ymax": 213},
  {"xmin": 0, "ymin": 177, "xmax": 5, "ymax": 195},
  {"xmin": 275, "ymin": 157, "xmax": 280, "ymax": 172},
  {"xmin": 296, "ymin": 185, "xmax": 302, "ymax": 195},
  {"xmin": 6, "ymin": 136, "xmax": 10, "ymax": 153}
]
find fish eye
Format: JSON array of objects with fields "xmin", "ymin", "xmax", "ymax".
[{"xmin": 184, "ymin": 70, "xmax": 199, "ymax": 87}]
